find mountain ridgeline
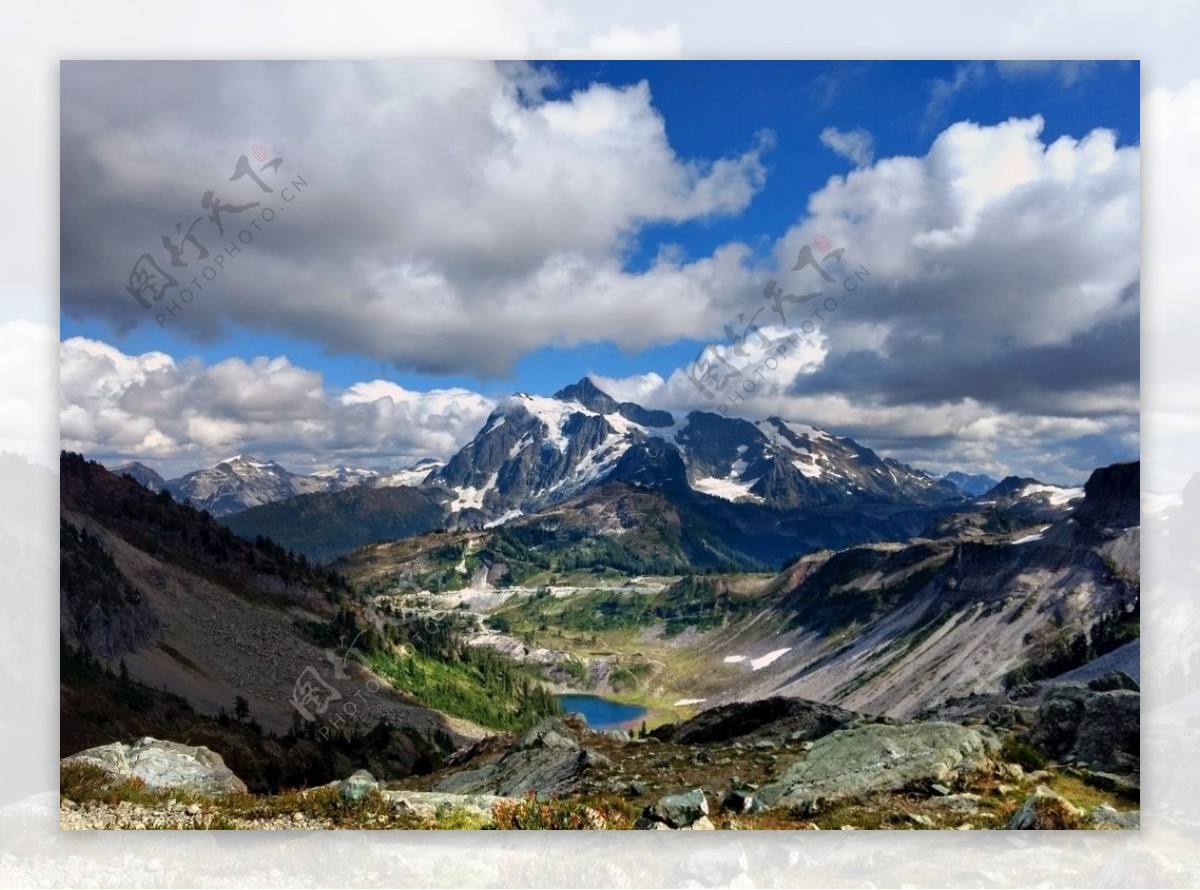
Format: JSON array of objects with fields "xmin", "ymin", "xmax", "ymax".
[
  {"xmin": 206, "ymin": 378, "xmax": 1001, "ymax": 566},
  {"xmin": 59, "ymin": 452, "xmax": 565, "ymax": 789}
]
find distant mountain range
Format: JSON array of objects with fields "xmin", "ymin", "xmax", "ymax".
[
  {"xmin": 941, "ymin": 471, "xmax": 1000, "ymax": 497},
  {"xmin": 112, "ymin": 455, "xmax": 445, "ymax": 517},
  {"xmin": 106, "ymin": 377, "xmax": 1096, "ymax": 566}
]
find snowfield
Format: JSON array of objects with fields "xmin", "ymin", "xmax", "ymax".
[
  {"xmin": 1020, "ymin": 483, "xmax": 1084, "ymax": 506},
  {"xmin": 1012, "ymin": 526, "xmax": 1051, "ymax": 545}
]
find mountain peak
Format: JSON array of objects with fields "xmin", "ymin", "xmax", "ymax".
[
  {"xmin": 218, "ymin": 454, "xmax": 276, "ymax": 468},
  {"xmin": 552, "ymin": 377, "xmax": 618, "ymax": 414}
]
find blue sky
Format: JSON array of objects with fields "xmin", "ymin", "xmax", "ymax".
[
  {"xmin": 61, "ymin": 60, "xmax": 1139, "ymax": 400},
  {"xmin": 60, "ymin": 60, "xmax": 1140, "ymax": 480}
]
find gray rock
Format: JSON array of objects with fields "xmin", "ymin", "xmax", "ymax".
[
  {"xmin": 644, "ymin": 788, "xmax": 709, "ymax": 829},
  {"xmin": 1089, "ymin": 803, "xmax": 1140, "ymax": 829},
  {"xmin": 1069, "ymin": 767, "xmax": 1140, "ymax": 796},
  {"xmin": 1088, "ymin": 671, "xmax": 1139, "ymax": 692},
  {"xmin": 63, "ymin": 737, "xmax": 248, "ymax": 795},
  {"xmin": 758, "ymin": 722, "xmax": 998, "ymax": 810},
  {"xmin": 657, "ymin": 696, "xmax": 871, "ymax": 746},
  {"xmin": 1008, "ymin": 785, "xmax": 1085, "ymax": 829},
  {"xmin": 338, "ymin": 769, "xmax": 378, "ymax": 803},
  {"xmin": 722, "ymin": 788, "xmax": 763, "ymax": 814},
  {"xmin": 432, "ymin": 716, "xmax": 607, "ymax": 797},
  {"xmin": 1025, "ymin": 683, "xmax": 1139, "ymax": 773}
]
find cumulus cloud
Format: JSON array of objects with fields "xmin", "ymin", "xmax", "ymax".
[
  {"xmin": 59, "ymin": 337, "xmax": 496, "ymax": 477},
  {"xmin": 59, "ymin": 63, "xmax": 1139, "ymax": 484},
  {"xmin": 819, "ymin": 126, "xmax": 874, "ymax": 166},
  {"xmin": 597, "ymin": 113, "xmax": 1140, "ymax": 482},
  {"xmin": 61, "ymin": 61, "xmax": 770, "ymax": 377}
]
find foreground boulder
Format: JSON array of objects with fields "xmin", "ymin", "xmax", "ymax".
[
  {"xmin": 1008, "ymin": 785, "xmax": 1085, "ymax": 829},
  {"xmin": 432, "ymin": 716, "xmax": 608, "ymax": 797},
  {"xmin": 636, "ymin": 789, "xmax": 714, "ymax": 830},
  {"xmin": 652, "ymin": 696, "xmax": 880, "ymax": 746},
  {"xmin": 642, "ymin": 789, "xmax": 708, "ymax": 828},
  {"xmin": 63, "ymin": 737, "xmax": 248, "ymax": 795},
  {"xmin": 758, "ymin": 722, "xmax": 998, "ymax": 810},
  {"xmin": 1024, "ymin": 677, "xmax": 1139, "ymax": 773}
]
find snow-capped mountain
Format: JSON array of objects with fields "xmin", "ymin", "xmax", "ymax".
[
  {"xmin": 166, "ymin": 455, "xmax": 328, "ymax": 516},
  {"xmin": 309, "ymin": 466, "xmax": 381, "ymax": 491},
  {"xmin": 111, "ymin": 461, "xmax": 167, "ymax": 493},
  {"xmin": 976, "ymin": 476, "xmax": 1085, "ymax": 509},
  {"xmin": 151, "ymin": 454, "xmax": 451, "ymax": 517},
  {"xmin": 426, "ymin": 377, "xmax": 962, "ymax": 522},
  {"xmin": 374, "ymin": 458, "xmax": 446, "ymax": 489}
]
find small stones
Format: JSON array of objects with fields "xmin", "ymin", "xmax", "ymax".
[{"xmin": 292, "ymin": 812, "xmax": 306, "ymax": 823}]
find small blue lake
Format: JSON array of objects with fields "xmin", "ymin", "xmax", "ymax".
[{"xmin": 556, "ymin": 694, "xmax": 648, "ymax": 731}]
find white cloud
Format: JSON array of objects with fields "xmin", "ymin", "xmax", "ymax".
[
  {"xmin": 61, "ymin": 61, "xmax": 770, "ymax": 377},
  {"xmin": 923, "ymin": 61, "xmax": 988, "ymax": 128},
  {"xmin": 819, "ymin": 126, "xmax": 874, "ymax": 166},
  {"xmin": 597, "ymin": 113, "xmax": 1139, "ymax": 482},
  {"xmin": 59, "ymin": 337, "xmax": 496, "ymax": 476}
]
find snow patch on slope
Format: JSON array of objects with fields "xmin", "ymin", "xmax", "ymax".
[
  {"xmin": 692, "ymin": 474, "xmax": 763, "ymax": 502},
  {"xmin": 450, "ymin": 472, "xmax": 499, "ymax": 512},
  {"xmin": 1020, "ymin": 483, "xmax": 1084, "ymax": 506}
]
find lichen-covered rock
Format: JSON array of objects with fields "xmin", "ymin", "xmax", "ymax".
[
  {"xmin": 338, "ymin": 769, "xmax": 378, "ymax": 803},
  {"xmin": 1008, "ymin": 785, "xmax": 1085, "ymax": 829},
  {"xmin": 1025, "ymin": 682, "xmax": 1139, "ymax": 773},
  {"xmin": 63, "ymin": 737, "xmax": 247, "ymax": 795},
  {"xmin": 758, "ymin": 722, "xmax": 998, "ymax": 810}
]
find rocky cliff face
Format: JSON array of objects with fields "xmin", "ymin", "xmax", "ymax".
[{"xmin": 689, "ymin": 460, "xmax": 1140, "ymax": 719}]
